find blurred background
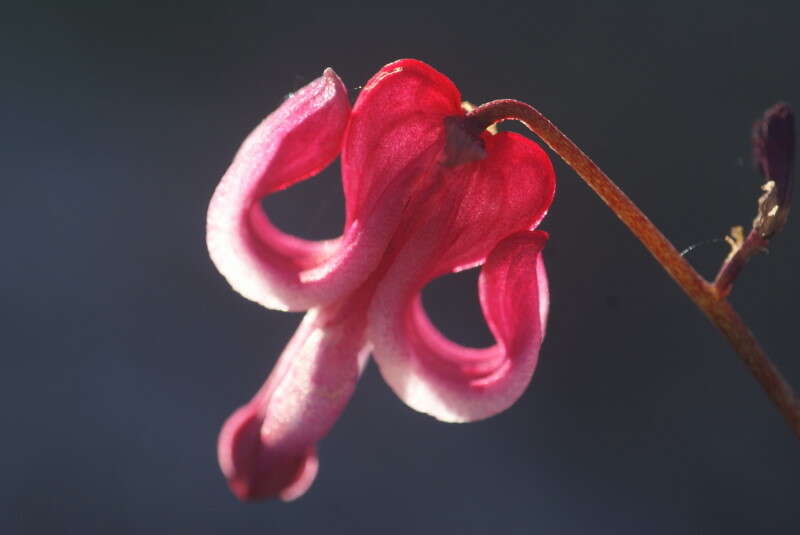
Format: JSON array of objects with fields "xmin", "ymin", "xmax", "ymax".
[{"xmin": 3, "ymin": 2, "xmax": 799, "ymax": 533}]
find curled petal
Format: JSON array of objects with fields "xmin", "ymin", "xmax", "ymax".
[
  {"xmin": 218, "ymin": 305, "xmax": 370, "ymax": 501},
  {"xmin": 207, "ymin": 69, "xmax": 395, "ymax": 312},
  {"xmin": 368, "ymin": 231, "xmax": 549, "ymax": 423}
]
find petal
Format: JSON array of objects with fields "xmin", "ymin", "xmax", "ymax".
[
  {"xmin": 207, "ymin": 68, "xmax": 394, "ymax": 312},
  {"xmin": 368, "ymin": 231, "xmax": 549, "ymax": 423},
  {"xmin": 218, "ymin": 303, "xmax": 370, "ymax": 501},
  {"xmin": 390, "ymin": 130, "xmax": 556, "ymax": 276},
  {"xmin": 341, "ymin": 60, "xmax": 554, "ymax": 278},
  {"xmin": 342, "ymin": 59, "xmax": 463, "ymax": 227}
]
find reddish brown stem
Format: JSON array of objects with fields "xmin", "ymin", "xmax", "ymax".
[
  {"xmin": 467, "ymin": 99, "xmax": 800, "ymax": 439},
  {"xmin": 713, "ymin": 228, "xmax": 769, "ymax": 297}
]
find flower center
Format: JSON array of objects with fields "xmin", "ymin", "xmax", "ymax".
[{"xmin": 442, "ymin": 116, "xmax": 486, "ymax": 168}]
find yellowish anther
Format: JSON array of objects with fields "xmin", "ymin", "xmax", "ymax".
[
  {"xmin": 462, "ymin": 101, "xmax": 498, "ymax": 134},
  {"xmin": 723, "ymin": 225, "xmax": 746, "ymax": 263},
  {"xmin": 762, "ymin": 181, "xmax": 779, "ymax": 217}
]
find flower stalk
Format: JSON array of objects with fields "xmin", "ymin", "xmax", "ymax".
[{"xmin": 467, "ymin": 99, "xmax": 800, "ymax": 439}]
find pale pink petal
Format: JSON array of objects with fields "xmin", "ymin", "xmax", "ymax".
[
  {"xmin": 207, "ymin": 69, "xmax": 394, "ymax": 312},
  {"xmin": 217, "ymin": 303, "xmax": 370, "ymax": 501},
  {"xmin": 368, "ymin": 231, "xmax": 549, "ymax": 423}
]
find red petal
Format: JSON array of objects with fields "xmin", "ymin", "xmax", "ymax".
[
  {"xmin": 343, "ymin": 59, "xmax": 555, "ymax": 277},
  {"xmin": 207, "ymin": 69, "xmax": 395, "ymax": 311},
  {"xmin": 218, "ymin": 304, "xmax": 370, "ymax": 500},
  {"xmin": 342, "ymin": 59, "xmax": 462, "ymax": 226},
  {"xmin": 368, "ymin": 231, "xmax": 549, "ymax": 422},
  {"xmin": 390, "ymin": 130, "xmax": 556, "ymax": 276}
]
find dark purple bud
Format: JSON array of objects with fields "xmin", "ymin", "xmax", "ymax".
[{"xmin": 752, "ymin": 102, "xmax": 795, "ymax": 238}]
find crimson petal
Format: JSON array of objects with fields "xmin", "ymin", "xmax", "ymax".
[{"xmin": 342, "ymin": 59, "xmax": 463, "ymax": 228}]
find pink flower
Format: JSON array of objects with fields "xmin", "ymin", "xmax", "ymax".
[{"xmin": 207, "ymin": 59, "xmax": 556, "ymax": 501}]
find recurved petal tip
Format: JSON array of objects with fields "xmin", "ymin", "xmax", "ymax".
[
  {"xmin": 218, "ymin": 402, "xmax": 318, "ymax": 501},
  {"xmin": 369, "ymin": 230, "xmax": 549, "ymax": 423},
  {"xmin": 217, "ymin": 306, "xmax": 369, "ymax": 501}
]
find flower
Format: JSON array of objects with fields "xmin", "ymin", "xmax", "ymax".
[{"xmin": 207, "ymin": 59, "xmax": 556, "ymax": 501}]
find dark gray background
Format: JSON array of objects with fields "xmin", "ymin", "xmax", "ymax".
[{"xmin": 3, "ymin": 2, "xmax": 799, "ymax": 533}]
